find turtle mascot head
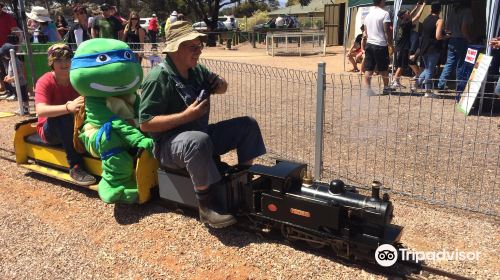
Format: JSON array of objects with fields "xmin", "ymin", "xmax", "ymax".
[{"xmin": 70, "ymin": 38, "xmax": 143, "ymax": 97}]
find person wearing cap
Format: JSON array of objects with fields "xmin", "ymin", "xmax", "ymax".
[
  {"xmin": 26, "ymin": 6, "xmax": 60, "ymax": 43},
  {"xmin": 34, "ymin": 44, "xmax": 96, "ymax": 185},
  {"xmin": 0, "ymin": 43, "xmax": 29, "ymax": 112},
  {"xmin": 65, "ymin": 5, "xmax": 91, "ymax": 50},
  {"xmin": 148, "ymin": 14, "xmax": 159, "ymax": 50},
  {"xmin": 91, "ymin": 3, "xmax": 124, "ymax": 39},
  {"xmin": 164, "ymin": 11, "xmax": 178, "ymax": 33},
  {"xmin": 139, "ymin": 21, "xmax": 266, "ymax": 228},
  {"xmin": 390, "ymin": 1, "xmax": 425, "ymax": 90}
]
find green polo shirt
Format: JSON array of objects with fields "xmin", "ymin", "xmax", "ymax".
[{"xmin": 138, "ymin": 56, "xmax": 212, "ymax": 139}]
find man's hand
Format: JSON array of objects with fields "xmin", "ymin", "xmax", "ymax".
[{"xmin": 184, "ymin": 99, "xmax": 209, "ymax": 122}]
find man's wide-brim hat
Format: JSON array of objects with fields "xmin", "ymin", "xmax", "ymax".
[
  {"xmin": 162, "ymin": 21, "xmax": 207, "ymax": 53},
  {"xmin": 26, "ymin": 6, "xmax": 52, "ymax": 22}
]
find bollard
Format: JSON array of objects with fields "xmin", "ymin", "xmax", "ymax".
[
  {"xmin": 252, "ymin": 32, "xmax": 256, "ymax": 48},
  {"xmin": 226, "ymin": 38, "xmax": 232, "ymax": 49}
]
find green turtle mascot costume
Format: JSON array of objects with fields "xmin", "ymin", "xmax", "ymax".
[{"xmin": 70, "ymin": 38, "xmax": 153, "ymax": 204}]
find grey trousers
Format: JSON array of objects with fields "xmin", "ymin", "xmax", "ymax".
[{"xmin": 156, "ymin": 116, "xmax": 266, "ymax": 187}]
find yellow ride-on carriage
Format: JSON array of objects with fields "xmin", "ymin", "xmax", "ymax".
[{"xmin": 14, "ymin": 118, "xmax": 159, "ymax": 204}]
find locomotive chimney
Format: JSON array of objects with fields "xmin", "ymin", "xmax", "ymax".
[
  {"xmin": 371, "ymin": 181, "xmax": 382, "ymax": 200},
  {"xmin": 329, "ymin": 179, "xmax": 345, "ymax": 194}
]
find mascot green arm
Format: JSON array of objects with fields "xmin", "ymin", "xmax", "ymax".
[
  {"xmin": 70, "ymin": 38, "xmax": 151, "ymax": 204},
  {"xmin": 110, "ymin": 119, "xmax": 154, "ymax": 152}
]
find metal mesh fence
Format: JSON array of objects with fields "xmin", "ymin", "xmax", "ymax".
[
  {"xmin": 199, "ymin": 59, "xmax": 499, "ymax": 216},
  {"xmin": 321, "ymin": 75, "xmax": 499, "ymax": 215},
  {"xmin": 200, "ymin": 58, "xmax": 318, "ymax": 169},
  {"xmin": 265, "ymin": 32, "xmax": 326, "ymax": 56}
]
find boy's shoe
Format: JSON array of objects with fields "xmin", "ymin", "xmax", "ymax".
[
  {"xmin": 424, "ymin": 91, "xmax": 439, "ymax": 99},
  {"xmin": 0, "ymin": 92, "xmax": 12, "ymax": 99},
  {"xmin": 437, "ymin": 86, "xmax": 453, "ymax": 93},
  {"xmin": 382, "ymin": 87, "xmax": 395, "ymax": 95},
  {"xmin": 70, "ymin": 164, "xmax": 96, "ymax": 186},
  {"xmin": 390, "ymin": 81, "xmax": 405, "ymax": 90},
  {"xmin": 6, "ymin": 94, "xmax": 17, "ymax": 101}
]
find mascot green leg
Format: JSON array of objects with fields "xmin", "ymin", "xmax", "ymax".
[{"xmin": 98, "ymin": 151, "xmax": 138, "ymax": 204}]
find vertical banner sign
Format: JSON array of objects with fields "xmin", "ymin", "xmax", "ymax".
[
  {"xmin": 458, "ymin": 54, "xmax": 493, "ymax": 115},
  {"xmin": 464, "ymin": 48, "xmax": 478, "ymax": 64}
]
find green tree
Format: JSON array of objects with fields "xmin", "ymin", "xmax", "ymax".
[
  {"xmin": 285, "ymin": 0, "xmax": 310, "ymax": 6},
  {"xmin": 221, "ymin": 1, "xmax": 269, "ymax": 18},
  {"xmin": 267, "ymin": 0, "xmax": 280, "ymax": 10},
  {"xmin": 184, "ymin": 0, "xmax": 239, "ymax": 46}
]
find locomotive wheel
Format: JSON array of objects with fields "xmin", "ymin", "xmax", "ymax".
[{"xmin": 281, "ymin": 224, "xmax": 296, "ymax": 241}]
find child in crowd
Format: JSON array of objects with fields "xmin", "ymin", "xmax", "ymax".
[
  {"xmin": 347, "ymin": 25, "xmax": 365, "ymax": 72},
  {"xmin": 0, "ymin": 43, "xmax": 29, "ymax": 114}
]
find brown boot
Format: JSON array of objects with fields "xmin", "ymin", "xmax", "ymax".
[{"xmin": 196, "ymin": 187, "xmax": 236, "ymax": 228}]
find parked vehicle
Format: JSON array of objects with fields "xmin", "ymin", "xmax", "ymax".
[
  {"xmin": 192, "ymin": 21, "xmax": 228, "ymax": 32},
  {"xmin": 139, "ymin": 18, "xmax": 153, "ymax": 30},
  {"xmin": 218, "ymin": 15, "xmax": 238, "ymax": 31},
  {"xmin": 253, "ymin": 16, "xmax": 300, "ymax": 31}
]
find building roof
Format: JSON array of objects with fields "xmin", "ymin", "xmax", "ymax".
[{"xmin": 269, "ymin": 0, "xmax": 337, "ymax": 16}]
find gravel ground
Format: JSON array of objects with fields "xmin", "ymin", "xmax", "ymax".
[{"xmin": 1, "ymin": 44, "xmax": 499, "ymax": 279}]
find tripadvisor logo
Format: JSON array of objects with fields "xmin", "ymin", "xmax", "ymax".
[
  {"xmin": 375, "ymin": 244, "xmax": 481, "ymax": 267},
  {"xmin": 375, "ymin": 244, "xmax": 398, "ymax": 267}
]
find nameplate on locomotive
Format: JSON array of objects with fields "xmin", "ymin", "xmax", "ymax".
[{"xmin": 290, "ymin": 208, "xmax": 311, "ymax": 218}]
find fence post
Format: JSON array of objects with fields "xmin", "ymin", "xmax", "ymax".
[
  {"xmin": 10, "ymin": 49, "xmax": 25, "ymax": 116},
  {"xmin": 314, "ymin": 62, "xmax": 326, "ymax": 180}
]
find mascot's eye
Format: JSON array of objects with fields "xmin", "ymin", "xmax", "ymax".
[
  {"xmin": 124, "ymin": 51, "xmax": 132, "ymax": 59},
  {"xmin": 96, "ymin": 54, "xmax": 111, "ymax": 63}
]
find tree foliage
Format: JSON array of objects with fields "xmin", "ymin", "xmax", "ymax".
[
  {"xmin": 286, "ymin": 0, "xmax": 311, "ymax": 7},
  {"xmin": 220, "ymin": 1, "xmax": 270, "ymax": 18}
]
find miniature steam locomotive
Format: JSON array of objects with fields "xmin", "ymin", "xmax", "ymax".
[{"xmin": 14, "ymin": 118, "xmax": 403, "ymax": 263}]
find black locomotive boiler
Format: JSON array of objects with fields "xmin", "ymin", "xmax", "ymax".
[{"xmin": 158, "ymin": 160, "xmax": 403, "ymax": 262}]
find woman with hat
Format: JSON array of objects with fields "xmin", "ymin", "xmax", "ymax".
[
  {"xmin": 26, "ymin": 6, "xmax": 60, "ymax": 43},
  {"xmin": 139, "ymin": 21, "xmax": 266, "ymax": 228}
]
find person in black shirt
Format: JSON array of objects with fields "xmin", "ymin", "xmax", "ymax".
[
  {"xmin": 347, "ymin": 25, "xmax": 365, "ymax": 72},
  {"xmin": 65, "ymin": 5, "xmax": 91, "ymax": 50},
  {"xmin": 391, "ymin": 1, "xmax": 425, "ymax": 89},
  {"xmin": 122, "ymin": 12, "xmax": 145, "ymax": 64}
]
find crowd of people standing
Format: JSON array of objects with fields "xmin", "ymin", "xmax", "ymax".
[
  {"xmin": 350, "ymin": 0, "xmax": 493, "ymax": 99},
  {"xmin": 0, "ymin": 3, "xmax": 182, "ymax": 109}
]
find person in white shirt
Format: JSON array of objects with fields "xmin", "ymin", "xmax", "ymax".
[
  {"xmin": 362, "ymin": 0, "xmax": 394, "ymax": 96},
  {"xmin": 275, "ymin": 16, "xmax": 284, "ymax": 28}
]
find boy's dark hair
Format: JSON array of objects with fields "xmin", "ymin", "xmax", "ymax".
[
  {"xmin": 73, "ymin": 5, "xmax": 87, "ymax": 15},
  {"xmin": 0, "ymin": 43, "xmax": 15, "ymax": 60},
  {"xmin": 373, "ymin": 0, "xmax": 384, "ymax": 5},
  {"xmin": 431, "ymin": 2, "xmax": 441, "ymax": 13}
]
